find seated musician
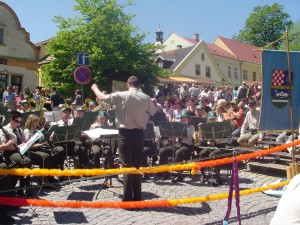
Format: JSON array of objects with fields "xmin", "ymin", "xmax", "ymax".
[
  {"xmin": 88, "ymin": 101, "xmax": 96, "ymax": 112},
  {"xmin": 224, "ymin": 99, "xmax": 244, "ymax": 138},
  {"xmin": 23, "ymin": 114, "xmax": 64, "ymax": 182},
  {"xmin": 89, "ymin": 111, "xmax": 112, "ymax": 168},
  {"xmin": 142, "ymin": 112, "xmax": 158, "ymax": 174},
  {"xmin": 0, "ymin": 111, "xmax": 34, "ymax": 195},
  {"xmin": 0, "ymin": 140, "xmax": 20, "ymax": 224},
  {"xmin": 19, "ymin": 100, "xmax": 31, "ymax": 113},
  {"xmin": 158, "ymin": 110, "xmax": 195, "ymax": 182},
  {"xmin": 198, "ymin": 110, "xmax": 227, "ymax": 186}
]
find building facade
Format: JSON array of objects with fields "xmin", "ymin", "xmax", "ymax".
[{"xmin": 0, "ymin": 2, "xmax": 38, "ymax": 98}]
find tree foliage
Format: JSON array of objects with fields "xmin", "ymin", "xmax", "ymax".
[
  {"xmin": 279, "ymin": 20, "xmax": 300, "ymax": 51},
  {"xmin": 41, "ymin": 0, "xmax": 161, "ymax": 97},
  {"xmin": 234, "ymin": 3, "xmax": 292, "ymax": 49}
]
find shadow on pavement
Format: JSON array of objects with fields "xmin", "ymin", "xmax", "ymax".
[{"xmin": 54, "ymin": 211, "xmax": 88, "ymax": 224}]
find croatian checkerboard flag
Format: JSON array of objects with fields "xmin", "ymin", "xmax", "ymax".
[{"xmin": 259, "ymin": 50, "xmax": 300, "ymax": 131}]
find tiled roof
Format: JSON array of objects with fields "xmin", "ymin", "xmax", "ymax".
[
  {"xmin": 158, "ymin": 46, "xmax": 195, "ymax": 70},
  {"xmin": 206, "ymin": 43, "xmax": 238, "ymax": 60},
  {"xmin": 215, "ymin": 36, "xmax": 262, "ymax": 64},
  {"xmin": 182, "ymin": 36, "xmax": 199, "ymax": 45}
]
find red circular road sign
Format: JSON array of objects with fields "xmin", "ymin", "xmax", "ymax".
[{"xmin": 74, "ymin": 66, "xmax": 91, "ymax": 84}]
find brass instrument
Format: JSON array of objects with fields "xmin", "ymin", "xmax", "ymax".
[
  {"xmin": 82, "ymin": 98, "xmax": 92, "ymax": 111},
  {"xmin": 92, "ymin": 103, "xmax": 103, "ymax": 112}
]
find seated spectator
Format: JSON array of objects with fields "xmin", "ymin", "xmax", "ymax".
[
  {"xmin": 225, "ymin": 99, "xmax": 245, "ymax": 137},
  {"xmin": 237, "ymin": 100, "xmax": 264, "ymax": 148}
]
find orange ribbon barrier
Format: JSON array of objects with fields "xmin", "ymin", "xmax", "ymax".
[
  {"xmin": 0, "ymin": 140, "xmax": 299, "ymax": 177},
  {"xmin": 0, "ymin": 180, "xmax": 289, "ymax": 208}
]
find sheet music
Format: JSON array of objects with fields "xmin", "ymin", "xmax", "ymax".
[
  {"xmin": 44, "ymin": 111, "xmax": 61, "ymax": 122},
  {"xmin": 20, "ymin": 130, "xmax": 44, "ymax": 155},
  {"xmin": 83, "ymin": 128, "xmax": 119, "ymax": 140}
]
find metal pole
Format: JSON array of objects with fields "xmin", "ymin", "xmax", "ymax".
[{"xmin": 285, "ymin": 28, "xmax": 295, "ymax": 163}]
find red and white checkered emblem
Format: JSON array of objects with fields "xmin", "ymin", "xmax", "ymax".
[{"xmin": 272, "ymin": 70, "xmax": 285, "ymax": 86}]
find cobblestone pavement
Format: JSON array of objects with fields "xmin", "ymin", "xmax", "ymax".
[{"xmin": 6, "ymin": 168, "xmax": 282, "ymax": 225}]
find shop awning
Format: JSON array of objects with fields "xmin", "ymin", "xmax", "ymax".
[{"xmin": 158, "ymin": 76, "xmax": 215, "ymax": 85}]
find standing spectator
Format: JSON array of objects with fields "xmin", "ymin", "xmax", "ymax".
[
  {"xmin": 233, "ymin": 86, "xmax": 238, "ymax": 100},
  {"xmin": 189, "ymin": 83, "xmax": 200, "ymax": 99},
  {"xmin": 2, "ymin": 86, "xmax": 15, "ymax": 110},
  {"xmin": 179, "ymin": 84, "xmax": 189, "ymax": 100},
  {"xmin": 155, "ymin": 85, "xmax": 164, "ymax": 101},
  {"xmin": 12, "ymin": 86, "xmax": 19, "ymax": 97},
  {"xmin": 50, "ymin": 86, "xmax": 60, "ymax": 111},
  {"xmin": 74, "ymin": 89, "xmax": 83, "ymax": 106},
  {"xmin": 91, "ymin": 76, "xmax": 157, "ymax": 201},
  {"xmin": 237, "ymin": 81, "xmax": 248, "ymax": 103}
]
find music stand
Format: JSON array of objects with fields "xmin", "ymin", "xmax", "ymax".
[
  {"xmin": 88, "ymin": 127, "xmax": 120, "ymax": 199},
  {"xmin": 84, "ymin": 111, "xmax": 98, "ymax": 120},
  {"xmin": 199, "ymin": 120, "xmax": 232, "ymax": 140},
  {"xmin": 107, "ymin": 109, "xmax": 116, "ymax": 127},
  {"xmin": 157, "ymin": 121, "xmax": 188, "ymax": 163},
  {"xmin": 199, "ymin": 120, "xmax": 232, "ymax": 184},
  {"xmin": 190, "ymin": 116, "xmax": 207, "ymax": 131},
  {"xmin": 143, "ymin": 122, "xmax": 155, "ymax": 140},
  {"xmin": 48, "ymin": 125, "xmax": 82, "ymax": 169}
]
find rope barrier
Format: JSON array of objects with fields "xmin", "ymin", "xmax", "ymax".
[
  {"xmin": 0, "ymin": 179, "xmax": 289, "ymax": 208},
  {"xmin": 0, "ymin": 140, "xmax": 299, "ymax": 177}
]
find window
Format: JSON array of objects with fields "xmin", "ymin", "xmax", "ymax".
[
  {"xmin": 0, "ymin": 58, "xmax": 7, "ymax": 65},
  {"xmin": 11, "ymin": 76, "xmax": 22, "ymax": 91},
  {"xmin": 253, "ymin": 72, "xmax": 257, "ymax": 81},
  {"xmin": 0, "ymin": 74, "xmax": 8, "ymax": 100},
  {"xmin": 206, "ymin": 66, "xmax": 211, "ymax": 78},
  {"xmin": 201, "ymin": 53, "xmax": 205, "ymax": 61},
  {"xmin": 243, "ymin": 70, "xmax": 248, "ymax": 80},
  {"xmin": 157, "ymin": 61, "xmax": 163, "ymax": 69},
  {"xmin": 228, "ymin": 66, "xmax": 232, "ymax": 78},
  {"xmin": 0, "ymin": 29, "xmax": 3, "ymax": 44},
  {"xmin": 195, "ymin": 64, "xmax": 200, "ymax": 76},
  {"xmin": 234, "ymin": 68, "xmax": 238, "ymax": 79}
]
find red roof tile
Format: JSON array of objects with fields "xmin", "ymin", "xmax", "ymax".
[
  {"xmin": 206, "ymin": 43, "xmax": 238, "ymax": 60},
  {"xmin": 215, "ymin": 36, "xmax": 262, "ymax": 64}
]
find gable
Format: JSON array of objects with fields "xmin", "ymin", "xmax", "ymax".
[{"xmin": 0, "ymin": 2, "xmax": 38, "ymax": 61}]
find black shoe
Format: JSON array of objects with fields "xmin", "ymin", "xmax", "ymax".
[
  {"xmin": 0, "ymin": 212, "xmax": 15, "ymax": 224},
  {"xmin": 172, "ymin": 174, "xmax": 184, "ymax": 183},
  {"xmin": 152, "ymin": 156, "xmax": 158, "ymax": 166},
  {"xmin": 142, "ymin": 174, "xmax": 149, "ymax": 181},
  {"xmin": 16, "ymin": 189, "xmax": 24, "ymax": 196},
  {"xmin": 24, "ymin": 187, "xmax": 35, "ymax": 197},
  {"xmin": 161, "ymin": 173, "xmax": 171, "ymax": 181},
  {"xmin": 5, "ymin": 205, "xmax": 20, "ymax": 211}
]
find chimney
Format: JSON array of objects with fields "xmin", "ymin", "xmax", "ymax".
[
  {"xmin": 194, "ymin": 33, "xmax": 199, "ymax": 42},
  {"xmin": 177, "ymin": 45, "xmax": 182, "ymax": 49}
]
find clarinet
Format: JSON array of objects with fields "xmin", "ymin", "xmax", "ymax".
[{"xmin": 0, "ymin": 125, "xmax": 19, "ymax": 151}]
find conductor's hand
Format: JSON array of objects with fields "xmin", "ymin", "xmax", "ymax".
[
  {"xmin": 5, "ymin": 140, "xmax": 16, "ymax": 151},
  {"xmin": 91, "ymin": 83, "xmax": 98, "ymax": 92}
]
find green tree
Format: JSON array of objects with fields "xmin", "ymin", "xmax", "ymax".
[
  {"xmin": 279, "ymin": 20, "xmax": 300, "ymax": 51},
  {"xmin": 234, "ymin": 3, "xmax": 292, "ymax": 49},
  {"xmin": 41, "ymin": 0, "xmax": 161, "ymax": 98}
]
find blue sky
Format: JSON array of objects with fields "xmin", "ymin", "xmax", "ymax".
[{"xmin": 3, "ymin": 0, "xmax": 300, "ymax": 44}]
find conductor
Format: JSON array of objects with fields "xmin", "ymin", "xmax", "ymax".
[{"xmin": 91, "ymin": 76, "xmax": 157, "ymax": 201}]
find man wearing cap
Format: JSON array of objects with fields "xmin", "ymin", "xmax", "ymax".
[
  {"xmin": 198, "ymin": 110, "xmax": 226, "ymax": 185},
  {"xmin": 89, "ymin": 111, "xmax": 112, "ymax": 168},
  {"xmin": 158, "ymin": 110, "xmax": 195, "ymax": 182},
  {"xmin": 225, "ymin": 99, "xmax": 245, "ymax": 137},
  {"xmin": 91, "ymin": 76, "xmax": 156, "ymax": 201},
  {"xmin": 88, "ymin": 101, "xmax": 96, "ymax": 111},
  {"xmin": 237, "ymin": 100, "xmax": 264, "ymax": 148}
]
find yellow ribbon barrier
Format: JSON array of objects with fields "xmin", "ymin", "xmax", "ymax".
[
  {"xmin": 0, "ymin": 180, "xmax": 290, "ymax": 208},
  {"xmin": 0, "ymin": 140, "xmax": 299, "ymax": 177}
]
